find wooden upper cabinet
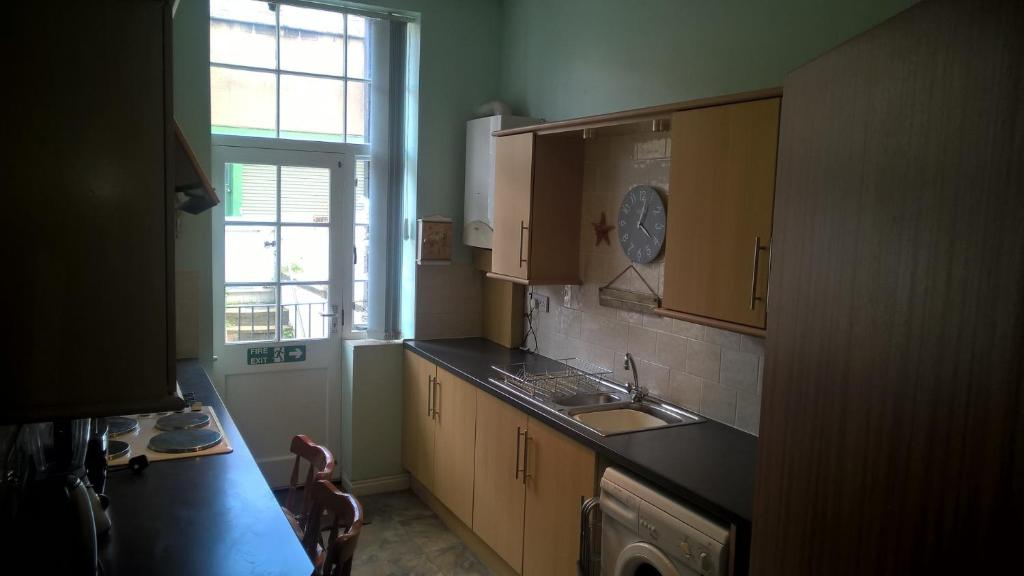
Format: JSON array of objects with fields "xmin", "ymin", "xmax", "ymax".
[
  {"xmin": 491, "ymin": 133, "xmax": 534, "ymax": 281},
  {"xmin": 6, "ymin": 0, "xmax": 185, "ymax": 422},
  {"xmin": 522, "ymin": 417, "xmax": 596, "ymax": 576},
  {"xmin": 432, "ymin": 366, "xmax": 477, "ymax": 527},
  {"xmin": 661, "ymin": 98, "xmax": 781, "ymax": 333},
  {"xmin": 401, "ymin": 350, "xmax": 436, "ymax": 491},
  {"xmin": 489, "ymin": 132, "xmax": 584, "ymax": 285}
]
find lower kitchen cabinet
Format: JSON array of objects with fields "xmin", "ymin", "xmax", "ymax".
[
  {"xmin": 402, "ymin": 350, "xmax": 436, "ymax": 491},
  {"xmin": 472, "ymin": 389, "xmax": 597, "ymax": 575},
  {"xmin": 404, "ymin": 351, "xmax": 597, "ymax": 575},
  {"xmin": 473, "ymin": 389, "xmax": 529, "ymax": 572},
  {"xmin": 432, "ymin": 366, "xmax": 477, "ymax": 527},
  {"xmin": 522, "ymin": 417, "xmax": 596, "ymax": 576}
]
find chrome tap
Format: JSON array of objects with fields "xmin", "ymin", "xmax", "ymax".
[{"xmin": 623, "ymin": 353, "xmax": 647, "ymax": 402}]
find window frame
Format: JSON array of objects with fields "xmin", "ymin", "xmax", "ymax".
[
  {"xmin": 209, "ymin": 0, "xmax": 371, "ymax": 144},
  {"xmin": 210, "ymin": 0, "xmax": 389, "ymax": 343}
]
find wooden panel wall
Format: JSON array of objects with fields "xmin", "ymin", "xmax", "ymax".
[{"xmin": 752, "ymin": 1, "xmax": 1024, "ymax": 574}]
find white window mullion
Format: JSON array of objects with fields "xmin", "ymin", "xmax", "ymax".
[{"xmin": 275, "ymin": 164, "xmax": 283, "ymax": 341}]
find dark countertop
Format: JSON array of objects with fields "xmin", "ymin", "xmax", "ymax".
[
  {"xmin": 98, "ymin": 360, "xmax": 312, "ymax": 576},
  {"xmin": 405, "ymin": 338, "xmax": 758, "ymax": 569}
]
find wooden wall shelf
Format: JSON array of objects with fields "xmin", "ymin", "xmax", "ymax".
[
  {"xmin": 174, "ymin": 121, "xmax": 218, "ymax": 215},
  {"xmin": 492, "ymin": 87, "xmax": 783, "ymax": 137}
]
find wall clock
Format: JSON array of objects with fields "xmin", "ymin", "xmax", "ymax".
[{"xmin": 618, "ymin": 185, "xmax": 666, "ymax": 264}]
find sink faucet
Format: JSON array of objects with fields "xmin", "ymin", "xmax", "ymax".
[{"xmin": 623, "ymin": 353, "xmax": 647, "ymax": 402}]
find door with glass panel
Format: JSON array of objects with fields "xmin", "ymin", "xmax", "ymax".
[{"xmin": 211, "ymin": 146, "xmax": 352, "ymax": 487}]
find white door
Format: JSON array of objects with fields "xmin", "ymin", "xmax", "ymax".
[{"xmin": 211, "ymin": 145, "xmax": 353, "ymax": 487}]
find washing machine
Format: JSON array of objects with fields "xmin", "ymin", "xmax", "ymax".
[{"xmin": 600, "ymin": 467, "xmax": 730, "ymax": 576}]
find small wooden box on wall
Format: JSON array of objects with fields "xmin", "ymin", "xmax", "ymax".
[
  {"xmin": 417, "ymin": 217, "xmax": 453, "ymax": 265},
  {"xmin": 474, "ymin": 248, "xmax": 525, "ymax": 348}
]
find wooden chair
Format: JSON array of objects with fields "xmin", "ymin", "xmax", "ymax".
[
  {"xmin": 282, "ymin": 434, "xmax": 336, "ymax": 539},
  {"xmin": 301, "ymin": 480, "xmax": 364, "ymax": 576}
]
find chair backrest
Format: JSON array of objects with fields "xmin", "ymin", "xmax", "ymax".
[
  {"xmin": 302, "ymin": 480, "xmax": 363, "ymax": 576},
  {"xmin": 284, "ymin": 434, "xmax": 336, "ymax": 521}
]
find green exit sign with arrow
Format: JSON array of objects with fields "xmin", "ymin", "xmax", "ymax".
[{"xmin": 247, "ymin": 345, "xmax": 306, "ymax": 365}]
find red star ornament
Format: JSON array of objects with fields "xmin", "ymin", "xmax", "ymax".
[{"xmin": 592, "ymin": 211, "xmax": 615, "ymax": 246}]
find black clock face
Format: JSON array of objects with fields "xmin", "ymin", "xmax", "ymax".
[{"xmin": 618, "ymin": 185, "xmax": 666, "ymax": 264}]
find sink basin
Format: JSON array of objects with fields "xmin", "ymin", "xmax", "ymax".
[
  {"xmin": 567, "ymin": 400, "xmax": 702, "ymax": 436},
  {"xmin": 553, "ymin": 392, "xmax": 622, "ymax": 407},
  {"xmin": 572, "ymin": 408, "xmax": 669, "ymax": 434}
]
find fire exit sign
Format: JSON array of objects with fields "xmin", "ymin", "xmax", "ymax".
[{"xmin": 247, "ymin": 345, "xmax": 306, "ymax": 365}]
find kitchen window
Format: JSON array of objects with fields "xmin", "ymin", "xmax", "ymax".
[
  {"xmin": 210, "ymin": 0, "xmax": 370, "ymax": 143},
  {"xmin": 210, "ymin": 0, "xmax": 407, "ymax": 344}
]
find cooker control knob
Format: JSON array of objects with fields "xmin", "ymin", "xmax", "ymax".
[{"xmin": 679, "ymin": 540, "xmax": 692, "ymax": 558}]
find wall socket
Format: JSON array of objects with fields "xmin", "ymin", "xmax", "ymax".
[{"xmin": 530, "ymin": 292, "xmax": 550, "ymax": 313}]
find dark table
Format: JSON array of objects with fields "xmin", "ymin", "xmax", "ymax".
[{"xmin": 98, "ymin": 360, "xmax": 312, "ymax": 576}]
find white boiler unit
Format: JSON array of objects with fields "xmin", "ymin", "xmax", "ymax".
[{"xmin": 463, "ymin": 114, "xmax": 539, "ymax": 249}]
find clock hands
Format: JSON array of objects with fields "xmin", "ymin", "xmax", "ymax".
[
  {"xmin": 636, "ymin": 198, "xmax": 649, "ymax": 229},
  {"xmin": 639, "ymin": 222, "xmax": 652, "ymax": 238}
]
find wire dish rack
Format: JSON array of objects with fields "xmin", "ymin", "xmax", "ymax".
[{"xmin": 491, "ymin": 358, "xmax": 613, "ymax": 403}]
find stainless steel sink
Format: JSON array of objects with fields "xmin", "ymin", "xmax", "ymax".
[
  {"xmin": 566, "ymin": 399, "xmax": 702, "ymax": 435},
  {"xmin": 489, "ymin": 358, "xmax": 705, "ymax": 437},
  {"xmin": 553, "ymin": 392, "xmax": 622, "ymax": 407}
]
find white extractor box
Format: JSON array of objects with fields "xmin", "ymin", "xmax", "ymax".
[{"xmin": 463, "ymin": 114, "xmax": 540, "ymax": 249}]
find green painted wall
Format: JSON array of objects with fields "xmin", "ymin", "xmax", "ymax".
[
  {"xmin": 499, "ymin": 0, "xmax": 914, "ymax": 120},
  {"xmin": 386, "ymin": 0, "xmax": 504, "ymax": 263},
  {"xmin": 174, "ymin": 0, "xmax": 214, "ymax": 365}
]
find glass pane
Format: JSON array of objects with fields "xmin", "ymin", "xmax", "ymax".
[
  {"xmin": 280, "ymin": 226, "xmax": 329, "ymax": 282},
  {"xmin": 353, "ymin": 158, "xmax": 370, "ymax": 330},
  {"xmin": 210, "ymin": 0, "xmax": 277, "ymax": 69},
  {"xmin": 346, "ymin": 36, "xmax": 366, "ymax": 79},
  {"xmin": 225, "ymin": 285, "xmax": 276, "ymax": 343},
  {"xmin": 225, "ymin": 226, "xmax": 277, "ymax": 283},
  {"xmin": 280, "ymin": 75, "xmax": 344, "ymax": 141},
  {"xmin": 279, "ymin": 5, "xmax": 344, "ymax": 76},
  {"xmin": 347, "ymin": 15, "xmax": 366, "ymax": 38},
  {"xmin": 281, "ymin": 284, "xmax": 329, "ymax": 340},
  {"xmin": 346, "ymin": 81, "xmax": 368, "ymax": 143},
  {"xmin": 211, "ymin": 66, "xmax": 277, "ymax": 136},
  {"xmin": 224, "ymin": 163, "xmax": 277, "ymax": 222},
  {"xmin": 281, "ymin": 166, "xmax": 330, "ymax": 223}
]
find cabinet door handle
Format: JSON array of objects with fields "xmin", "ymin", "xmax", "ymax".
[
  {"xmin": 427, "ymin": 375, "xmax": 434, "ymax": 417},
  {"xmin": 519, "ymin": 221, "xmax": 529, "ymax": 267},
  {"xmin": 749, "ymin": 236, "xmax": 768, "ymax": 310},
  {"xmin": 432, "ymin": 378, "xmax": 440, "ymax": 420},
  {"xmin": 514, "ymin": 426, "xmax": 523, "ymax": 479},
  {"xmin": 521, "ymin": 432, "xmax": 531, "ymax": 485}
]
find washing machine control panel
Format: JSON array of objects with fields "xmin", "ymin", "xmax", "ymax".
[{"xmin": 638, "ymin": 501, "xmax": 728, "ymax": 576}]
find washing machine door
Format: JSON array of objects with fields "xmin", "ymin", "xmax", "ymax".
[{"xmin": 613, "ymin": 541, "xmax": 689, "ymax": 576}]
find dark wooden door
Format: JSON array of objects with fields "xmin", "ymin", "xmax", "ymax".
[{"xmin": 753, "ymin": 0, "xmax": 1024, "ymax": 574}]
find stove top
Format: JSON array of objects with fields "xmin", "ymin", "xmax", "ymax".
[{"xmin": 106, "ymin": 405, "xmax": 232, "ymax": 466}]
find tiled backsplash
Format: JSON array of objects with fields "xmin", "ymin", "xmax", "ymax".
[
  {"xmin": 415, "ymin": 261, "xmax": 483, "ymax": 340},
  {"xmin": 524, "ymin": 131, "xmax": 765, "ymax": 435}
]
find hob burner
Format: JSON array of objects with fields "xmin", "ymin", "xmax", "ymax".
[
  {"xmin": 155, "ymin": 412, "xmax": 210, "ymax": 431},
  {"xmin": 148, "ymin": 429, "xmax": 223, "ymax": 454},
  {"xmin": 107, "ymin": 416, "xmax": 140, "ymax": 437},
  {"xmin": 107, "ymin": 440, "xmax": 131, "ymax": 460}
]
